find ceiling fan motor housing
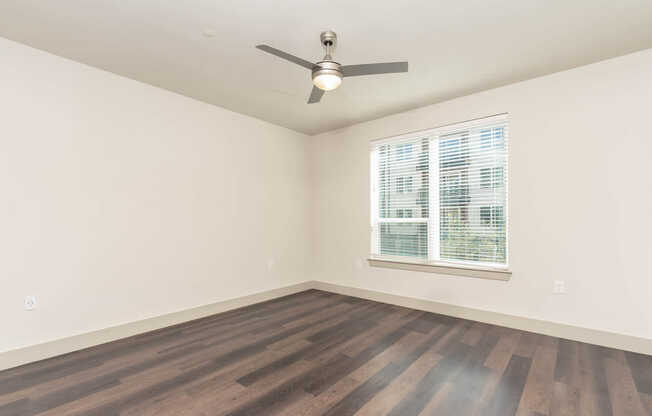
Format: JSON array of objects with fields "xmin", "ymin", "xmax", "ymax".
[
  {"xmin": 320, "ymin": 30, "xmax": 337, "ymax": 49},
  {"xmin": 312, "ymin": 61, "xmax": 342, "ymax": 78},
  {"xmin": 312, "ymin": 31, "xmax": 342, "ymax": 90}
]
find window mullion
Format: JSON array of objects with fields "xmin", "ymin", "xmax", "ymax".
[
  {"xmin": 428, "ymin": 136, "xmax": 440, "ymax": 262},
  {"xmin": 370, "ymin": 149, "xmax": 379, "ymax": 255}
]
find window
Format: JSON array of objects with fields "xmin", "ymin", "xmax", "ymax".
[
  {"xmin": 374, "ymin": 138, "xmax": 429, "ymax": 258},
  {"xmin": 480, "ymin": 167, "xmax": 504, "ymax": 189},
  {"xmin": 395, "ymin": 143, "xmax": 413, "ymax": 160},
  {"xmin": 480, "ymin": 206, "xmax": 504, "ymax": 227},
  {"xmin": 371, "ymin": 114, "xmax": 508, "ymax": 267},
  {"xmin": 493, "ymin": 167, "xmax": 504, "ymax": 189},
  {"xmin": 480, "ymin": 168, "xmax": 492, "ymax": 188},
  {"xmin": 396, "ymin": 176, "xmax": 413, "ymax": 193},
  {"xmin": 480, "ymin": 127, "xmax": 505, "ymax": 149}
]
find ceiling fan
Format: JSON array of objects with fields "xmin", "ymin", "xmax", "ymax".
[{"xmin": 256, "ymin": 31, "xmax": 408, "ymax": 104}]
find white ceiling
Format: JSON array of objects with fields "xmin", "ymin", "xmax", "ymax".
[{"xmin": 1, "ymin": 1, "xmax": 652, "ymax": 135}]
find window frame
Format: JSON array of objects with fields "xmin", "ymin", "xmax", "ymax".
[{"xmin": 369, "ymin": 114, "xmax": 510, "ymax": 278}]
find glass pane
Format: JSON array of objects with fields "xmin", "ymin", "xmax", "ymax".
[
  {"xmin": 438, "ymin": 125, "xmax": 507, "ymax": 264},
  {"xmin": 377, "ymin": 139, "xmax": 429, "ymax": 219},
  {"xmin": 379, "ymin": 222, "xmax": 428, "ymax": 259}
]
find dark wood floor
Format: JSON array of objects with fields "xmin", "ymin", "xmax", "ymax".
[{"xmin": 1, "ymin": 290, "xmax": 651, "ymax": 416}]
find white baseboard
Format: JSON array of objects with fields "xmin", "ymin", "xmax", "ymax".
[
  {"xmin": 312, "ymin": 281, "xmax": 652, "ymax": 356},
  {"xmin": 0, "ymin": 281, "xmax": 314, "ymax": 371},
  {"xmin": 2, "ymin": 279, "xmax": 650, "ymax": 371}
]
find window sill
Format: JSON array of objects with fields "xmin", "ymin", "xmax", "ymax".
[{"xmin": 367, "ymin": 256, "xmax": 511, "ymax": 281}]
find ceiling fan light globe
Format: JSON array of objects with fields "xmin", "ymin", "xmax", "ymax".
[
  {"xmin": 312, "ymin": 61, "xmax": 343, "ymax": 92},
  {"xmin": 313, "ymin": 73, "xmax": 342, "ymax": 91}
]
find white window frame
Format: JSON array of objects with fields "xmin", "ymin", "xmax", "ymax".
[{"xmin": 369, "ymin": 114, "xmax": 511, "ymax": 280}]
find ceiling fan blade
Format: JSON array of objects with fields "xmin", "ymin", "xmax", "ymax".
[
  {"xmin": 255, "ymin": 45, "xmax": 315, "ymax": 70},
  {"xmin": 307, "ymin": 86, "xmax": 325, "ymax": 104},
  {"xmin": 340, "ymin": 62, "xmax": 408, "ymax": 77}
]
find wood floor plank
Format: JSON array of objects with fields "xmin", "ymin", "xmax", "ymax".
[
  {"xmin": 34, "ymin": 344, "xmax": 243, "ymax": 416},
  {"xmin": 385, "ymin": 342, "xmax": 474, "ymax": 416},
  {"xmin": 550, "ymin": 381, "xmax": 581, "ymax": 416},
  {"xmin": 184, "ymin": 384, "xmax": 247, "ymax": 416},
  {"xmin": 236, "ymin": 307, "xmax": 410, "ymax": 390},
  {"xmin": 348, "ymin": 330, "xmax": 428, "ymax": 383},
  {"xmin": 483, "ymin": 354, "xmax": 532, "ymax": 416},
  {"xmin": 514, "ymin": 332, "xmax": 541, "ymax": 358},
  {"xmin": 626, "ymin": 351, "xmax": 652, "ymax": 395},
  {"xmin": 267, "ymin": 302, "xmax": 373, "ymax": 351},
  {"xmin": 418, "ymin": 382, "xmax": 454, "ymax": 415},
  {"xmin": 321, "ymin": 362, "xmax": 405, "ymax": 416},
  {"xmin": 461, "ymin": 322, "xmax": 490, "ymax": 347},
  {"xmin": 288, "ymin": 376, "xmax": 361, "ymax": 416},
  {"xmin": 470, "ymin": 367, "xmax": 503, "ymax": 416},
  {"xmin": 539, "ymin": 334, "xmax": 560, "ymax": 351},
  {"xmin": 404, "ymin": 312, "xmax": 442, "ymax": 334},
  {"xmin": 338, "ymin": 311, "xmax": 418, "ymax": 359},
  {"xmin": 577, "ymin": 343, "xmax": 613, "ymax": 416},
  {"xmin": 604, "ymin": 352, "xmax": 647, "ymax": 416},
  {"xmin": 0, "ymin": 348, "xmax": 145, "ymax": 407},
  {"xmin": 516, "ymin": 345, "xmax": 558, "ymax": 415},
  {"xmin": 0, "ymin": 290, "xmax": 647, "ymax": 416},
  {"xmin": 320, "ymin": 325, "xmax": 452, "ymax": 416},
  {"xmin": 554, "ymin": 339, "xmax": 579, "ymax": 387},
  {"xmin": 639, "ymin": 392, "xmax": 652, "ymax": 416},
  {"xmin": 431, "ymin": 331, "xmax": 500, "ymax": 415},
  {"xmin": 484, "ymin": 328, "xmax": 522, "ymax": 372},
  {"xmin": 122, "ymin": 390, "xmax": 207, "ymax": 416},
  {"xmin": 53, "ymin": 321, "xmax": 317, "ymax": 415},
  {"xmin": 304, "ymin": 325, "xmax": 410, "ymax": 396},
  {"xmin": 223, "ymin": 328, "xmax": 409, "ymax": 416},
  {"xmin": 185, "ymin": 339, "xmax": 313, "ymax": 398},
  {"xmin": 354, "ymin": 348, "xmax": 443, "ymax": 416}
]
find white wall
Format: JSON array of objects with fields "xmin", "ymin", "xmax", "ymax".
[
  {"xmin": 310, "ymin": 49, "xmax": 652, "ymax": 340},
  {"xmin": 0, "ymin": 38, "xmax": 310, "ymax": 353}
]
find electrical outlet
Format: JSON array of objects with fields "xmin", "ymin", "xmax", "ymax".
[
  {"xmin": 24, "ymin": 296, "xmax": 36, "ymax": 310},
  {"xmin": 267, "ymin": 259, "xmax": 275, "ymax": 271},
  {"xmin": 355, "ymin": 259, "xmax": 364, "ymax": 269},
  {"xmin": 553, "ymin": 280, "xmax": 566, "ymax": 294}
]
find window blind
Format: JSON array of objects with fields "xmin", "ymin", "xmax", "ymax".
[
  {"xmin": 371, "ymin": 136, "xmax": 430, "ymax": 258},
  {"xmin": 371, "ymin": 114, "xmax": 508, "ymax": 267}
]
